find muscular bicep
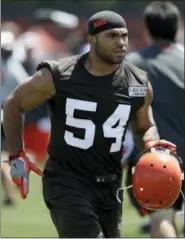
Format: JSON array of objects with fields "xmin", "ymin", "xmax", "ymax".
[
  {"xmin": 6, "ymin": 68, "xmax": 56, "ymax": 112},
  {"xmin": 130, "ymin": 82, "xmax": 155, "ymax": 133}
]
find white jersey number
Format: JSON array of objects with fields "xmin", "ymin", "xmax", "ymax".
[
  {"xmin": 103, "ymin": 104, "xmax": 131, "ymax": 152},
  {"xmin": 64, "ymin": 98, "xmax": 131, "ymax": 152}
]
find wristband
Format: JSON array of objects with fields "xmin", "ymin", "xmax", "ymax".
[{"xmin": 9, "ymin": 152, "xmax": 27, "ymax": 162}]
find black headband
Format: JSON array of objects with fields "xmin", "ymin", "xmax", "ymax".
[{"xmin": 88, "ymin": 10, "xmax": 127, "ymax": 35}]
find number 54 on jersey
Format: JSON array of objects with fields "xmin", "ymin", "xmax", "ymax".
[{"xmin": 64, "ymin": 98, "xmax": 131, "ymax": 153}]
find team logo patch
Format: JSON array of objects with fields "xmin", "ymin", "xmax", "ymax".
[
  {"xmin": 93, "ymin": 18, "xmax": 108, "ymax": 28},
  {"xmin": 128, "ymin": 86, "xmax": 147, "ymax": 97}
]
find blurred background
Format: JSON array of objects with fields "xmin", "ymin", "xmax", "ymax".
[{"xmin": 1, "ymin": 0, "xmax": 184, "ymax": 238}]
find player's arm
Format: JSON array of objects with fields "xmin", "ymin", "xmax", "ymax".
[
  {"xmin": 3, "ymin": 68, "xmax": 56, "ymax": 154},
  {"xmin": 130, "ymin": 82, "xmax": 159, "ymax": 150},
  {"xmin": 130, "ymin": 82, "xmax": 176, "ymax": 151}
]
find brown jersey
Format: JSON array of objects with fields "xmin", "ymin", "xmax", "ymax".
[{"xmin": 37, "ymin": 53, "xmax": 148, "ymax": 181}]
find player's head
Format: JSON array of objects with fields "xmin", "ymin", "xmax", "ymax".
[
  {"xmin": 144, "ymin": 1, "xmax": 181, "ymax": 42},
  {"xmin": 87, "ymin": 11, "xmax": 128, "ymax": 64}
]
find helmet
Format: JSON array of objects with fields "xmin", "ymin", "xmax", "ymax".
[{"xmin": 132, "ymin": 147, "xmax": 183, "ymax": 210}]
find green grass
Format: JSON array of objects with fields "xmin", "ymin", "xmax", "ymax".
[{"xmin": 1, "ymin": 172, "xmax": 183, "ymax": 238}]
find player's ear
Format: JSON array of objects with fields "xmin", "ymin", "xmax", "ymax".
[{"xmin": 87, "ymin": 34, "xmax": 96, "ymax": 45}]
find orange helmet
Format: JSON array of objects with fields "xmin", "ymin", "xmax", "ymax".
[{"xmin": 132, "ymin": 147, "xmax": 183, "ymax": 211}]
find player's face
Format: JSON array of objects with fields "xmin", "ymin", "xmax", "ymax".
[{"xmin": 94, "ymin": 28, "xmax": 128, "ymax": 64}]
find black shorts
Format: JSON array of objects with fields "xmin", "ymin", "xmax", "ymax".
[
  {"xmin": 126, "ymin": 161, "xmax": 184, "ymax": 217},
  {"xmin": 42, "ymin": 169, "xmax": 122, "ymax": 238}
]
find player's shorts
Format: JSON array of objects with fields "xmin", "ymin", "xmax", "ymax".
[
  {"xmin": 42, "ymin": 167, "xmax": 122, "ymax": 238},
  {"xmin": 23, "ymin": 118, "xmax": 50, "ymax": 162},
  {"xmin": 126, "ymin": 159, "xmax": 185, "ymax": 217}
]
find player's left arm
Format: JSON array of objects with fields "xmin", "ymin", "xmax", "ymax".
[
  {"xmin": 130, "ymin": 81, "xmax": 158, "ymax": 150},
  {"xmin": 130, "ymin": 82, "xmax": 176, "ymax": 152}
]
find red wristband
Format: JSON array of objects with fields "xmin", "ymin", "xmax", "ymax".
[{"xmin": 9, "ymin": 152, "xmax": 27, "ymax": 162}]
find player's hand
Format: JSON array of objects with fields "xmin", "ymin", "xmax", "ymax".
[
  {"xmin": 9, "ymin": 152, "xmax": 43, "ymax": 199},
  {"xmin": 145, "ymin": 139, "xmax": 176, "ymax": 152}
]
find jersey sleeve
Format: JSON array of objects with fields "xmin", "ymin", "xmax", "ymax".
[
  {"xmin": 125, "ymin": 62, "xmax": 150, "ymax": 117},
  {"xmin": 36, "ymin": 60, "xmax": 61, "ymax": 90},
  {"xmin": 36, "ymin": 56, "xmax": 79, "ymax": 91}
]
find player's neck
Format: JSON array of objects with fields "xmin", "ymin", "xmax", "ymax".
[{"xmin": 85, "ymin": 52, "xmax": 119, "ymax": 76}]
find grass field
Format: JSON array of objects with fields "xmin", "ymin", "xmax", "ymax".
[{"xmin": 1, "ymin": 171, "xmax": 184, "ymax": 238}]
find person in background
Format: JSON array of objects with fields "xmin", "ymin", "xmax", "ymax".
[{"xmin": 125, "ymin": 2, "xmax": 185, "ymax": 237}]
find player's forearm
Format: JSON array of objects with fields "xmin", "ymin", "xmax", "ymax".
[
  {"xmin": 134, "ymin": 125, "xmax": 160, "ymax": 151},
  {"xmin": 3, "ymin": 99, "xmax": 24, "ymax": 154}
]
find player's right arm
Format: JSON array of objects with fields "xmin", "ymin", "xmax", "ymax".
[
  {"xmin": 3, "ymin": 68, "xmax": 56, "ymax": 154},
  {"xmin": 3, "ymin": 68, "xmax": 56, "ymax": 199}
]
